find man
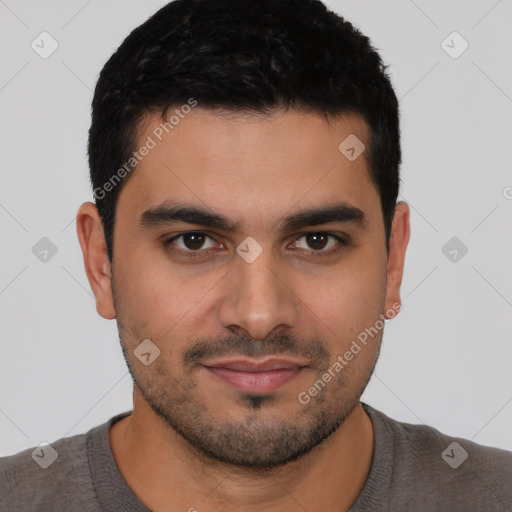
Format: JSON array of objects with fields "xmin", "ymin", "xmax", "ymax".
[{"xmin": 1, "ymin": 0, "xmax": 511, "ymax": 510}]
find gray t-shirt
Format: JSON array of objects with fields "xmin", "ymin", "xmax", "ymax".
[{"xmin": 1, "ymin": 402, "xmax": 511, "ymax": 511}]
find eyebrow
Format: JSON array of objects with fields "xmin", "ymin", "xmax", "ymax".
[{"xmin": 139, "ymin": 200, "xmax": 366, "ymax": 233}]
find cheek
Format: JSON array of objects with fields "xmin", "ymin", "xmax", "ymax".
[
  {"xmin": 306, "ymin": 251, "xmax": 386, "ymax": 350},
  {"xmin": 113, "ymin": 250, "xmax": 220, "ymax": 341}
]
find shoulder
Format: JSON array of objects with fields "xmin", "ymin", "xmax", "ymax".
[
  {"xmin": 0, "ymin": 427, "xmax": 99, "ymax": 511},
  {"xmin": 363, "ymin": 403, "xmax": 512, "ymax": 510},
  {"xmin": 390, "ymin": 412, "xmax": 512, "ymax": 477}
]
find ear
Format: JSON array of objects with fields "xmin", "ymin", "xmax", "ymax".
[
  {"xmin": 384, "ymin": 201, "xmax": 410, "ymax": 318},
  {"xmin": 76, "ymin": 202, "xmax": 116, "ymax": 320}
]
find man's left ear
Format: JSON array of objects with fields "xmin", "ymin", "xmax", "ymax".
[{"xmin": 384, "ymin": 201, "xmax": 410, "ymax": 317}]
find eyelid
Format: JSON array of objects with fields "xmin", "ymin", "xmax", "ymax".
[
  {"xmin": 163, "ymin": 230, "xmax": 349, "ymax": 257},
  {"xmin": 164, "ymin": 231, "xmax": 222, "ymax": 254}
]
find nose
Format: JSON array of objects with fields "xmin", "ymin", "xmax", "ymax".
[{"xmin": 218, "ymin": 249, "xmax": 299, "ymax": 341}]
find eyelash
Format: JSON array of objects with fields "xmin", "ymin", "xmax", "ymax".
[{"xmin": 163, "ymin": 231, "xmax": 348, "ymax": 259}]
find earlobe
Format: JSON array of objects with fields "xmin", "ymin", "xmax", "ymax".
[
  {"xmin": 384, "ymin": 201, "xmax": 411, "ymax": 317},
  {"xmin": 76, "ymin": 202, "xmax": 116, "ymax": 320}
]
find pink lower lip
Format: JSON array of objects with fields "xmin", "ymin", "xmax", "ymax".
[{"xmin": 204, "ymin": 366, "xmax": 301, "ymax": 393}]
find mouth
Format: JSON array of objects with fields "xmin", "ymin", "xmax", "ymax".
[{"xmin": 201, "ymin": 357, "xmax": 307, "ymax": 393}]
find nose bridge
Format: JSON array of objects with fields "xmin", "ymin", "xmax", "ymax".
[{"xmin": 219, "ymin": 242, "xmax": 298, "ymax": 339}]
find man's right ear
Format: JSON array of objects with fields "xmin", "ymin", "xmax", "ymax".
[{"xmin": 76, "ymin": 202, "xmax": 116, "ymax": 320}]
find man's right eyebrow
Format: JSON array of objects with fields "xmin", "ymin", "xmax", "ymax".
[{"xmin": 139, "ymin": 203, "xmax": 241, "ymax": 232}]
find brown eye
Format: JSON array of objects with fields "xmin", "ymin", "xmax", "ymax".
[
  {"xmin": 290, "ymin": 232, "xmax": 347, "ymax": 255},
  {"xmin": 181, "ymin": 232, "xmax": 207, "ymax": 250},
  {"xmin": 164, "ymin": 231, "xmax": 220, "ymax": 255},
  {"xmin": 305, "ymin": 232, "xmax": 329, "ymax": 250}
]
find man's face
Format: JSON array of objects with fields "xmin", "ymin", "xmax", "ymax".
[{"xmin": 96, "ymin": 108, "xmax": 406, "ymax": 468}]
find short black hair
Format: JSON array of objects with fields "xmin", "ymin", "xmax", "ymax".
[{"xmin": 88, "ymin": 0, "xmax": 401, "ymax": 263}]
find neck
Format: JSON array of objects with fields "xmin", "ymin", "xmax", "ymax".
[{"xmin": 110, "ymin": 388, "xmax": 374, "ymax": 512}]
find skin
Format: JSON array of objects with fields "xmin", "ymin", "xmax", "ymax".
[{"xmin": 77, "ymin": 108, "xmax": 410, "ymax": 511}]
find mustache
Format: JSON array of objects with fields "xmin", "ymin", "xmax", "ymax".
[{"xmin": 182, "ymin": 332, "xmax": 331, "ymax": 369}]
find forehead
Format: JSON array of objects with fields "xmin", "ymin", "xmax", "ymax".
[{"xmin": 116, "ymin": 108, "xmax": 380, "ymax": 230}]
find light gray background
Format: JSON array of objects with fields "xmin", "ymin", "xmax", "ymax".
[{"xmin": 1, "ymin": 0, "xmax": 511, "ymax": 457}]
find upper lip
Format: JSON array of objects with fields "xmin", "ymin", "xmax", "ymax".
[{"xmin": 202, "ymin": 357, "xmax": 307, "ymax": 372}]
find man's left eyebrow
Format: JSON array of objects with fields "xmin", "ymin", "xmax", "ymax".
[
  {"xmin": 278, "ymin": 202, "xmax": 366, "ymax": 231},
  {"xmin": 138, "ymin": 201, "xmax": 366, "ymax": 232}
]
